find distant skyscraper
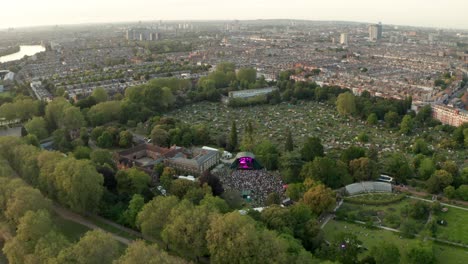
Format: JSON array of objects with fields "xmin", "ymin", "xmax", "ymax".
[
  {"xmin": 340, "ymin": 33, "xmax": 349, "ymax": 45},
  {"xmin": 369, "ymin": 22, "xmax": 383, "ymax": 41}
]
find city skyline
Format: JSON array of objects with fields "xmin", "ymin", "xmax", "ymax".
[{"xmin": 2, "ymin": 0, "xmax": 468, "ymax": 30}]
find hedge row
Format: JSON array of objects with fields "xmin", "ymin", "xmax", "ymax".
[{"xmin": 344, "ymin": 193, "xmax": 406, "ymax": 205}]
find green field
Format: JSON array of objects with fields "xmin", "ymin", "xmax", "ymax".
[
  {"xmin": 435, "ymin": 206, "xmax": 468, "ymax": 244},
  {"xmin": 323, "ymin": 220, "xmax": 468, "ymax": 264},
  {"xmin": 0, "ymin": 91, "xmax": 12, "ymax": 98},
  {"xmin": 53, "ymin": 216, "xmax": 90, "ymax": 242},
  {"xmin": 336, "ymin": 197, "xmax": 414, "ymax": 229}
]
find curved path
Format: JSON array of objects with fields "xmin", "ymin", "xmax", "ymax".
[{"xmin": 52, "ymin": 203, "xmax": 133, "ymax": 245}]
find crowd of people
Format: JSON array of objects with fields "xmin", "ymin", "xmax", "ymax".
[{"xmin": 217, "ymin": 166, "xmax": 285, "ymax": 206}]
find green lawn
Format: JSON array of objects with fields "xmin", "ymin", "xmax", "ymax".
[
  {"xmin": 53, "ymin": 216, "xmax": 90, "ymax": 242},
  {"xmin": 87, "ymin": 215, "xmax": 141, "ymax": 241},
  {"xmin": 336, "ymin": 197, "xmax": 413, "ymax": 228},
  {"xmin": 0, "ymin": 91, "xmax": 12, "ymax": 98},
  {"xmin": 434, "ymin": 206, "xmax": 468, "ymax": 244},
  {"xmin": 323, "ymin": 220, "xmax": 468, "ymax": 263}
]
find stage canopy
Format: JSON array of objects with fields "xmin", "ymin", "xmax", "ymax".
[{"xmin": 230, "ymin": 152, "xmax": 263, "ymax": 170}]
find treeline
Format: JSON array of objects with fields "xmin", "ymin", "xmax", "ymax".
[
  {"xmin": 0, "ymin": 158, "xmax": 184, "ymax": 264},
  {"xmin": 0, "ymin": 135, "xmax": 335, "ymax": 263},
  {"xmin": 189, "ymin": 62, "xmax": 269, "ymax": 102}
]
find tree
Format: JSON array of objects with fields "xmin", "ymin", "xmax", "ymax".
[
  {"xmin": 91, "ymin": 87, "xmax": 109, "ymax": 103},
  {"xmin": 3, "ymin": 210, "xmax": 54, "ymax": 264},
  {"xmin": 330, "ymin": 233, "xmax": 362, "ymax": 264},
  {"xmin": 265, "ymin": 192, "xmax": 281, "ymax": 205},
  {"xmin": 279, "ymin": 151, "xmax": 304, "ymax": 183},
  {"xmin": 399, "ymin": 114, "xmax": 414, "ymax": 135},
  {"xmin": 199, "ymin": 172, "xmax": 224, "ymax": 196},
  {"xmin": 384, "ymin": 111, "xmax": 400, "ymax": 128},
  {"xmin": 341, "ymin": 146, "xmax": 366, "ymax": 164},
  {"xmin": 285, "ymin": 129, "xmax": 294, "ymax": 152},
  {"xmin": 25, "ymin": 117, "xmax": 49, "ymax": 140},
  {"xmin": 151, "ymin": 127, "xmax": 169, "ymax": 147},
  {"xmin": 199, "ymin": 194, "xmax": 230, "ymax": 213},
  {"xmin": 60, "ymin": 106, "xmax": 86, "ymax": 131},
  {"xmin": 137, "ymin": 196, "xmax": 179, "ymax": 239},
  {"xmin": 408, "ymin": 200, "xmax": 431, "ymax": 221},
  {"xmin": 5, "ymin": 187, "xmax": 51, "ymax": 224},
  {"xmin": 237, "ymin": 67, "xmax": 257, "ymax": 84},
  {"xmin": 367, "ymin": 113, "xmax": 378, "ymax": 125},
  {"xmin": 90, "ymin": 149, "xmax": 115, "ymax": 168},
  {"xmin": 45, "ymin": 97, "xmax": 71, "ymax": 129},
  {"xmin": 336, "ymin": 92, "xmax": 356, "ymax": 116},
  {"xmin": 97, "ymin": 131, "xmax": 114, "ymax": 148},
  {"xmin": 407, "ymin": 243, "xmax": 436, "ymax": 264},
  {"xmin": 384, "ymin": 153, "xmax": 413, "ymax": 183},
  {"xmin": 240, "ymin": 120, "xmax": 255, "ymax": 152},
  {"xmin": 170, "ymin": 179, "xmax": 198, "ymax": 199},
  {"xmin": 400, "ymin": 219, "xmax": 421, "ymax": 238},
  {"xmin": 159, "ymin": 167, "xmax": 176, "ymax": 190},
  {"xmin": 300, "ymin": 137, "xmax": 324, "ymax": 162},
  {"xmin": 418, "ymin": 158, "xmax": 435, "ymax": 180},
  {"xmin": 302, "ymin": 184, "xmax": 335, "ymax": 215},
  {"xmin": 301, "ymin": 157, "xmax": 351, "ymax": 189},
  {"xmin": 349, "ymin": 157, "xmax": 379, "ymax": 182},
  {"xmin": 444, "ymin": 186, "xmax": 456, "ymax": 199},
  {"xmin": 54, "ymin": 230, "xmax": 120, "ymax": 264},
  {"xmin": 370, "ymin": 241, "xmax": 400, "ymax": 264},
  {"xmin": 412, "ymin": 138, "xmax": 431, "ymax": 155},
  {"xmin": 206, "ymin": 212, "xmax": 286, "ymax": 264},
  {"xmin": 285, "ymin": 183, "xmax": 306, "ymax": 201},
  {"xmin": 116, "ymin": 168, "xmax": 150, "ymax": 195},
  {"xmin": 33, "ymin": 230, "xmax": 71, "ymax": 263},
  {"xmin": 87, "ymin": 101, "xmax": 122, "ymax": 126},
  {"xmin": 162, "ymin": 201, "xmax": 215, "ymax": 260},
  {"xmin": 227, "ymin": 120, "xmax": 238, "ymax": 152},
  {"xmin": 119, "ymin": 130, "xmax": 133, "ymax": 148},
  {"xmin": 73, "ymin": 146, "xmax": 92, "ymax": 160},
  {"xmin": 254, "ymin": 140, "xmax": 279, "ymax": 170},
  {"xmin": 114, "ymin": 240, "xmax": 185, "ymax": 264},
  {"xmin": 456, "ymin": 185, "xmax": 468, "ymax": 201},
  {"xmin": 52, "ymin": 158, "xmax": 104, "ymax": 213},
  {"xmin": 427, "ymin": 170, "xmax": 453, "ymax": 193},
  {"xmin": 120, "ymin": 194, "xmax": 145, "ymax": 228}
]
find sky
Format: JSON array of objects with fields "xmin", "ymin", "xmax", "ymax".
[{"xmin": 3, "ymin": 0, "xmax": 468, "ymax": 30}]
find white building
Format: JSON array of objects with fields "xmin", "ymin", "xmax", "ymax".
[
  {"xmin": 228, "ymin": 87, "xmax": 279, "ymax": 99},
  {"xmin": 340, "ymin": 33, "xmax": 349, "ymax": 45}
]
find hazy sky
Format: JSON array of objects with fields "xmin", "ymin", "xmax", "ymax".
[{"xmin": 3, "ymin": 0, "xmax": 468, "ymax": 29}]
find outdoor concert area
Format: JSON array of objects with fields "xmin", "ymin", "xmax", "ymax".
[{"xmin": 214, "ymin": 152, "xmax": 285, "ymax": 206}]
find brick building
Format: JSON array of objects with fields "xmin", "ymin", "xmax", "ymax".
[{"xmin": 432, "ymin": 104, "xmax": 468, "ymax": 127}]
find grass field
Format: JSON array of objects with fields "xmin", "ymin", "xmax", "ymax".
[
  {"xmin": 0, "ymin": 91, "xmax": 12, "ymax": 98},
  {"xmin": 88, "ymin": 215, "xmax": 141, "ymax": 241},
  {"xmin": 53, "ymin": 215, "xmax": 90, "ymax": 242},
  {"xmin": 323, "ymin": 220, "xmax": 468, "ymax": 264},
  {"xmin": 337, "ymin": 197, "xmax": 413, "ymax": 228},
  {"xmin": 434, "ymin": 206, "xmax": 468, "ymax": 244}
]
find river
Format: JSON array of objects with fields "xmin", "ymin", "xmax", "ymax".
[{"xmin": 0, "ymin": 45, "xmax": 45, "ymax": 63}]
